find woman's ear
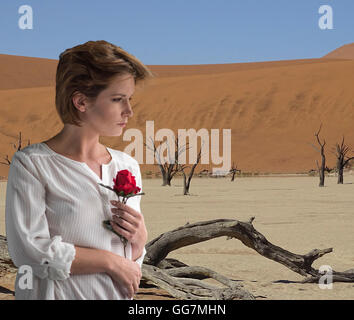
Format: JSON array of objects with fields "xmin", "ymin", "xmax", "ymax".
[{"xmin": 72, "ymin": 91, "xmax": 90, "ymax": 113}]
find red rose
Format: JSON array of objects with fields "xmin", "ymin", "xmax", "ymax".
[
  {"xmin": 113, "ymin": 169, "xmax": 141, "ymax": 196},
  {"xmin": 98, "ymin": 168, "xmax": 144, "ymax": 258}
]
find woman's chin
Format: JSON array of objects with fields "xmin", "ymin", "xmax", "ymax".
[{"xmin": 101, "ymin": 129, "xmax": 123, "ymax": 137}]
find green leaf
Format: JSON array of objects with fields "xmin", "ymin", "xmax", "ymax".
[{"xmin": 126, "ymin": 192, "xmax": 145, "ymax": 199}]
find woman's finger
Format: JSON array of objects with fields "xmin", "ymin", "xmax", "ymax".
[
  {"xmin": 132, "ymin": 280, "xmax": 139, "ymax": 296},
  {"xmin": 110, "ymin": 220, "xmax": 130, "ymax": 238},
  {"xmin": 126, "ymin": 284, "xmax": 134, "ymax": 299},
  {"xmin": 111, "ymin": 208, "xmax": 138, "ymax": 226},
  {"xmin": 110, "ymin": 201, "xmax": 141, "ymax": 218},
  {"xmin": 113, "ymin": 215, "xmax": 134, "ymax": 232}
]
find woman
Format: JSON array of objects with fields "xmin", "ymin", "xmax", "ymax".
[{"xmin": 5, "ymin": 40, "xmax": 153, "ymax": 299}]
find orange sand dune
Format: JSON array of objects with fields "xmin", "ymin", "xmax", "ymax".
[
  {"xmin": 1, "ymin": 45, "xmax": 354, "ymax": 178},
  {"xmin": 322, "ymin": 43, "xmax": 354, "ymax": 59},
  {"xmin": 149, "ymin": 58, "xmax": 345, "ymax": 78},
  {"xmin": 0, "ymin": 54, "xmax": 57, "ymax": 90}
]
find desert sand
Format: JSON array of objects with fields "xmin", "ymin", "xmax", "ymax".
[{"xmin": 1, "ymin": 174, "xmax": 354, "ymax": 300}]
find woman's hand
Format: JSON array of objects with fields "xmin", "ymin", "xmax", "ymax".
[
  {"xmin": 70, "ymin": 247, "xmax": 142, "ymax": 299},
  {"xmin": 109, "ymin": 200, "xmax": 148, "ymax": 249},
  {"xmin": 105, "ymin": 251, "xmax": 142, "ymax": 299}
]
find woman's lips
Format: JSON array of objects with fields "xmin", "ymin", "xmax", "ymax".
[{"xmin": 118, "ymin": 123, "xmax": 127, "ymax": 127}]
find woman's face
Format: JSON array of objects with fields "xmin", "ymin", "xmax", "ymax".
[{"xmin": 81, "ymin": 73, "xmax": 136, "ymax": 137}]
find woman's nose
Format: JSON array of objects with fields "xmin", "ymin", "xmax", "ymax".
[{"xmin": 123, "ymin": 99, "xmax": 134, "ymax": 118}]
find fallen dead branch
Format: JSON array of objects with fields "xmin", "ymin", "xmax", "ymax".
[
  {"xmin": 142, "ymin": 264, "xmax": 254, "ymax": 300},
  {"xmin": 140, "ymin": 217, "xmax": 354, "ymax": 299},
  {"xmin": 2, "ymin": 217, "xmax": 354, "ymax": 300},
  {"xmin": 0, "ymin": 235, "xmax": 17, "ymax": 277}
]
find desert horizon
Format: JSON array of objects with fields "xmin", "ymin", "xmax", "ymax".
[{"xmin": 1, "ymin": 43, "xmax": 354, "ymax": 179}]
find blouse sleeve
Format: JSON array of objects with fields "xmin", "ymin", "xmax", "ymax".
[
  {"xmin": 132, "ymin": 161, "xmax": 146, "ymax": 267},
  {"xmin": 5, "ymin": 151, "xmax": 76, "ymax": 281}
]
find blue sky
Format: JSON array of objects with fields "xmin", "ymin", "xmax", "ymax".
[{"xmin": 0, "ymin": 0, "xmax": 353, "ymax": 65}]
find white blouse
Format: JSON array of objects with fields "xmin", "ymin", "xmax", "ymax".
[{"xmin": 5, "ymin": 142, "xmax": 146, "ymax": 300}]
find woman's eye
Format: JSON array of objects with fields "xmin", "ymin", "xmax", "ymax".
[{"xmin": 112, "ymin": 97, "xmax": 133, "ymax": 103}]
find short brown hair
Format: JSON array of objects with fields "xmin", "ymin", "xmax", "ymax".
[{"xmin": 55, "ymin": 40, "xmax": 154, "ymax": 127}]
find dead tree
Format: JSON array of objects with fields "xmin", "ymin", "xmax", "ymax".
[
  {"xmin": 0, "ymin": 155, "xmax": 11, "ymax": 166},
  {"xmin": 177, "ymin": 145, "xmax": 202, "ymax": 195},
  {"xmin": 0, "ymin": 131, "xmax": 30, "ymax": 166},
  {"xmin": 314, "ymin": 124, "xmax": 326, "ymax": 187},
  {"xmin": 144, "ymin": 135, "xmax": 190, "ymax": 186},
  {"xmin": 139, "ymin": 217, "xmax": 354, "ymax": 299},
  {"xmin": 331, "ymin": 135, "xmax": 354, "ymax": 184},
  {"xmin": 229, "ymin": 161, "xmax": 241, "ymax": 181}
]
